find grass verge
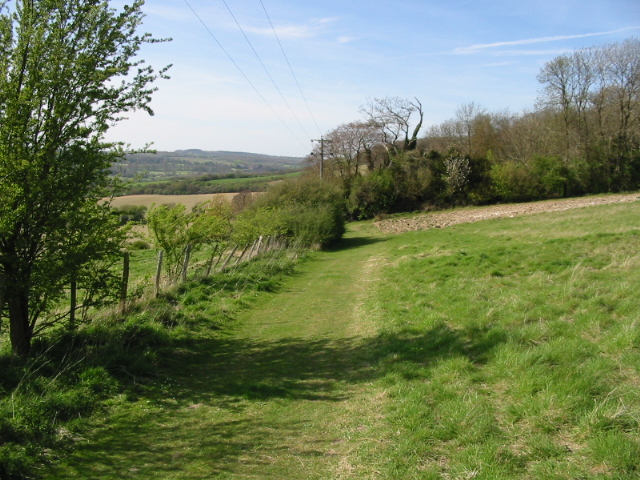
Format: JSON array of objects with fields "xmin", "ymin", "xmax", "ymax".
[
  {"xmin": 361, "ymin": 202, "xmax": 640, "ymax": 479},
  {"xmin": 0, "ymin": 246, "xmax": 305, "ymax": 479}
]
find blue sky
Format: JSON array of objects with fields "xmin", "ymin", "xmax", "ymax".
[{"xmin": 106, "ymin": 0, "xmax": 640, "ymax": 157}]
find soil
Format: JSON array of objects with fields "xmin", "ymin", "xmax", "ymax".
[{"xmin": 374, "ymin": 193, "xmax": 640, "ymax": 235}]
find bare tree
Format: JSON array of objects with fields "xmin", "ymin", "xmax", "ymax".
[
  {"xmin": 360, "ymin": 96, "xmax": 424, "ymax": 155},
  {"xmin": 454, "ymin": 102, "xmax": 487, "ymax": 156}
]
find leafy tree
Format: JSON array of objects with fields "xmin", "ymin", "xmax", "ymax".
[
  {"xmin": 348, "ymin": 168, "xmax": 397, "ymax": 219},
  {"xmin": 251, "ymin": 176, "xmax": 346, "ymax": 246},
  {"xmin": 147, "ymin": 204, "xmax": 194, "ymax": 281},
  {"xmin": 191, "ymin": 197, "xmax": 234, "ymax": 262},
  {"xmin": 0, "ymin": 0, "xmax": 169, "ymax": 356}
]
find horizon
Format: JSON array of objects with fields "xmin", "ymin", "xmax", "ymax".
[{"xmin": 106, "ymin": 0, "xmax": 639, "ymax": 158}]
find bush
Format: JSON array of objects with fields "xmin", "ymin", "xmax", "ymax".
[
  {"xmin": 251, "ymin": 176, "xmax": 346, "ymax": 247},
  {"xmin": 348, "ymin": 168, "xmax": 397, "ymax": 219},
  {"xmin": 128, "ymin": 239, "xmax": 151, "ymax": 250},
  {"xmin": 113, "ymin": 205, "xmax": 147, "ymax": 225}
]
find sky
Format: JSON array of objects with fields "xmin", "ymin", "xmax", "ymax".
[{"xmin": 105, "ymin": 0, "xmax": 640, "ymax": 157}]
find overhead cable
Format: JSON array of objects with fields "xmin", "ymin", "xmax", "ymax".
[
  {"xmin": 182, "ymin": 0, "xmax": 307, "ymax": 150},
  {"xmin": 220, "ymin": 0, "xmax": 311, "ymax": 141},
  {"xmin": 259, "ymin": 0, "xmax": 323, "ymax": 137}
]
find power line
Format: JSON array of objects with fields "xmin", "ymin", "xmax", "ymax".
[
  {"xmin": 220, "ymin": 0, "xmax": 311, "ymax": 142},
  {"xmin": 182, "ymin": 0, "xmax": 307, "ymax": 150},
  {"xmin": 258, "ymin": 0, "xmax": 323, "ymax": 137}
]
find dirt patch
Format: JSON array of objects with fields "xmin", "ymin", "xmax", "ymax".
[{"xmin": 375, "ymin": 193, "xmax": 640, "ymax": 234}]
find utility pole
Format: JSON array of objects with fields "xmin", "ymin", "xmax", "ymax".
[{"xmin": 311, "ymin": 137, "xmax": 331, "ymax": 180}]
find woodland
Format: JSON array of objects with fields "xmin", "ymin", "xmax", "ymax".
[{"xmin": 311, "ymin": 38, "xmax": 640, "ymax": 218}]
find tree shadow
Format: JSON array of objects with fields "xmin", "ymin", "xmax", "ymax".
[
  {"xmin": 326, "ymin": 234, "xmax": 387, "ymax": 252},
  {"xmin": 47, "ymin": 320, "xmax": 505, "ymax": 478}
]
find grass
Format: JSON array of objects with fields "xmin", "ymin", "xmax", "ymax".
[
  {"xmin": 361, "ymin": 202, "xmax": 640, "ymax": 479},
  {"xmin": 0, "ymin": 246, "xmax": 306, "ymax": 479},
  {"xmin": 4, "ymin": 200, "xmax": 639, "ymax": 479}
]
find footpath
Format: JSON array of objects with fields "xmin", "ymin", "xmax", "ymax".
[{"xmin": 45, "ymin": 224, "xmax": 391, "ymax": 479}]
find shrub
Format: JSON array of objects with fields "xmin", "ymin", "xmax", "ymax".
[
  {"xmin": 251, "ymin": 176, "xmax": 346, "ymax": 247},
  {"xmin": 348, "ymin": 168, "xmax": 397, "ymax": 219},
  {"xmin": 113, "ymin": 205, "xmax": 147, "ymax": 225},
  {"xmin": 128, "ymin": 239, "xmax": 151, "ymax": 250}
]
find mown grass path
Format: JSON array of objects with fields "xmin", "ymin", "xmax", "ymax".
[{"xmin": 45, "ymin": 224, "xmax": 392, "ymax": 479}]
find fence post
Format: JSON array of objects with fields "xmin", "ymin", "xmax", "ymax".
[
  {"xmin": 220, "ymin": 245, "xmax": 238, "ymax": 271},
  {"xmin": 205, "ymin": 244, "xmax": 219, "ymax": 277},
  {"xmin": 69, "ymin": 279, "xmax": 77, "ymax": 329},
  {"xmin": 249, "ymin": 236, "xmax": 263, "ymax": 259},
  {"xmin": 155, "ymin": 250, "xmax": 164, "ymax": 297},
  {"xmin": 120, "ymin": 251, "xmax": 130, "ymax": 315},
  {"xmin": 213, "ymin": 245, "xmax": 226, "ymax": 272},
  {"xmin": 181, "ymin": 244, "xmax": 192, "ymax": 283},
  {"xmin": 236, "ymin": 243, "xmax": 251, "ymax": 265}
]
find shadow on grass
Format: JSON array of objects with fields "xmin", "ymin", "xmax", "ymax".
[
  {"xmin": 47, "ymin": 321, "xmax": 505, "ymax": 478},
  {"xmin": 326, "ymin": 234, "xmax": 387, "ymax": 252}
]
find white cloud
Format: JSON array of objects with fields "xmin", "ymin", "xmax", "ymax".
[
  {"xmin": 245, "ymin": 17, "xmax": 339, "ymax": 39},
  {"xmin": 454, "ymin": 27, "xmax": 640, "ymax": 54}
]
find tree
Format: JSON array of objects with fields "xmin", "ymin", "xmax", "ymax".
[
  {"xmin": 147, "ymin": 204, "xmax": 196, "ymax": 281},
  {"xmin": 322, "ymin": 120, "xmax": 381, "ymax": 183},
  {"xmin": 0, "ymin": 0, "xmax": 170, "ymax": 356},
  {"xmin": 360, "ymin": 96, "xmax": 424, "ymax": 155},
  {"xmin": 454, "ymin": 102, "xmax": 487, "ymax": 156}
]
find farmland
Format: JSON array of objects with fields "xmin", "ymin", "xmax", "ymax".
[{"xmin": 109, "ymin": 193, "xmax": 240, "ymax": 211}]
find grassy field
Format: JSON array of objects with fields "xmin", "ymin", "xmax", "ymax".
[{"xmin": 42, "ymin": 201, "xmax": 640, "ymax": 479}]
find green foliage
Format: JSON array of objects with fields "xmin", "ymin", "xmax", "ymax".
[
  {"xmin": 128, "ymin": 239, "xmax": 151, "ymax": 251},
  {"xmin": 0, "ymin": 239, "xmax": 307, "ymax": 478},
  {"xmin": 233, "ymin": 206, "xmax": 287, "ymax": 246},
  {"xmin": 348, "ymin": 168, "xmax": 397, "ymax": 219},
  {"xmin": 113, "ymin": 205, "xmax": 148, "ymax": 225},
  {"xmin": 0, "ymin": 0, "xmax": 169, "ymax": 356},
  {"xmin": 147, "ymin": 199, "xmax": 234, "ymax": 279},
  {"xmin": 122, "ymin": 170, "xmax": 303, "ymax": 195},
  {"xmin": 491, "ymin": 156, "xmax": 568, "ymax": 202},
  {"xmin": 249, "ymin": 176, "xmax": 347, "ymax": 247},
  {"xmin": 147, "ymin": 204, "xmax": 195, "ymax": 280},
  {"xmin": 190, "ymin": 197, "xmax": 233, "ymax": 248}
]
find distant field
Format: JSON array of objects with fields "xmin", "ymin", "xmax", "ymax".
[{"xmin": 109, "ymin": 193, "xmax": 239, "ymax": 210}]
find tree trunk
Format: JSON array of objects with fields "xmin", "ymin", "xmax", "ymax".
[{"xmin": 9, "ymin": 290, "xmax": 31, "ymax": 357}]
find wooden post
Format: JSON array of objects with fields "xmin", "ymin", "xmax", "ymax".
[
  {"xmin": 213, "ymin": 246, "xmax": 226, "ymax": 272},
  {"xmin": 247, "ymin": 238, "xmax": 259, "ymax": 260},
  {"xmin": 69, "ymin": 279, "xmax": 77, "ymax": 329},
  {"xmin": 220, "ymin": 245, "xmax": 238, "ymax": 271},
  {"xmin": 236, "ymin": 243, "xmax": 251, "ymax": 265},
  {"xmin": 255, "ymin": 235, "xmax": 264, "ymax": 256},
  {"xmin": 181, "ymin": 244, "xmax": 192, "ymax": 283},
  {"xmin": 120, "ymin": 251, "xmax": 130, "ymax": 315},
  {"xmin": 155, "ymin": 250, "xmax": 164, "ymax": 297},
  {"xmin": 205, "ymin": 245, "xmax": 219, "ymax": 277}
]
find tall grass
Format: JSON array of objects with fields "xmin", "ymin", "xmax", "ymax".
[
  {"xmin": 0, "ymin": 245, "xmax": 306, "ymax": 479},
  {"xmin": 364, "ymin": 203, "xmax": 640, "ymax": 479}
]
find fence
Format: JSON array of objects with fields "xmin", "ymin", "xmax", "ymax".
[{"xmin": 124, "ymin": 235, "xmax": 292, "ymax": 314}]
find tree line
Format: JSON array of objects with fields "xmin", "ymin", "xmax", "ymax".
[{"xmin": 311, "ymin": 38, "xmax": 640, "ymax": 217}]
